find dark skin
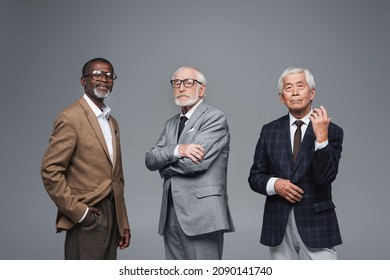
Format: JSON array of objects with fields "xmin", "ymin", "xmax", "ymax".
[
  {"xmin": 79, "ymin": 61, "xmax": 131, "ymax": 249},
  {"xmin": 80, "ymin": 61, "xmax": 114, "ymax": 110}
]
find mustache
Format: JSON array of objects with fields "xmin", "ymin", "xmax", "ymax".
[
  {"xmin": 96, "ymin": 82, "xmax": 111, "ymax": 89},
  {"xmin": 175, "ymin": 94, "xmax": 190, "ymax": 98}
]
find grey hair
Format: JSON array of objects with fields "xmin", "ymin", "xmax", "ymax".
[
  {"xmin": 172, "ymin": 66, "xmax": 207, "ymax": 85},
  {"xmin": 277, "ymin": 67, "xmax": 315, "ymax": 94}
]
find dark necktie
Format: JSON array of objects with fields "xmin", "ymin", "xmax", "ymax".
[
  {"xmin": 292, "ymin": 120, "xmax": 304, "ymax": 162},
  {"xmin": 177, "ymin": 116, "xmax": 188, "ymax": 141}
]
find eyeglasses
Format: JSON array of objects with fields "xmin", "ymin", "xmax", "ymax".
[
  {"xmin": 170, "ymin": 79, "xmax": 202, "ymax": 88},
  {"xmin": 83, "ymin": 70, "xmax": 117, "ymax": 82}
]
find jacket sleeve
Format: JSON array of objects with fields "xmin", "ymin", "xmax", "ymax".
[
  {"xmin": 248, "ymin": 127, "xmax": 272, "ymax": 196},
  {"xmin": 145, "ymin": 124, "xmax": 178, "ymax": 172},
  {"xmin": 41, "ymin": 112, "xmax": 88, "ymax": 223},
  {"xmin": 312, "ymin": 124, "xmax": 343, "ymax": 185},
  {"xmin": 158, "ymin": 111, "xmax": 229, "ymax": 178}
]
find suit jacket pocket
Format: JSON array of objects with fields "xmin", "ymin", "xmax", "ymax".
[
  {"xmin": 195, "ymin": 186, "xmax": 223, "ymax": 199},
  {"xmin": 313, "ymin": 201, "xmax": 335, "ymax": 213}
]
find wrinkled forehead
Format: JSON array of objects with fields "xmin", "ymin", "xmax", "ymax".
[
  {"xmin": 174, "ymin": 68, "xmax": 197, "ymax": 79},
  {"xmin": 284, "ymin": 72, "xmax": 307, "ymax": 84}
]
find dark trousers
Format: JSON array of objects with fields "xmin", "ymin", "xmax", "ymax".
[{"xmin": 64, "ymin": 195, "xmax": 119, "ymax": 259}]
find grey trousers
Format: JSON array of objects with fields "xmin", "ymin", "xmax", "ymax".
[
  {"xmin": 163, "ymin": 200, "xmax": 224, "ymax": 260},
  {"xmin": 269, "ymin": 210, "xmax": 338, "ymax": 260},
  {"xmin": 64, "ymin": 195, "xmax": 119, "ymax": 260}
]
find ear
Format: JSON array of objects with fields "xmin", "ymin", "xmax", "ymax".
[
  {"xmin": 198, "ymin": 84, "xmax": 206, "ymax": 98},
  {"xmin": 310, "ymin": 88, "xmax": 316, "ymax": 101},
  {"xmin": 279, "ymin": 93, "xmax": 286, "ymax": 104},
  {"xmin": 80, "ymin": 77, "xmax": 86, "ymax": 87}
]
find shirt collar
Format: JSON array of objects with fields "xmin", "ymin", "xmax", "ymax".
[
  {"xmin": 180, "ymin": 99, "xmax": 203, "ymax": 119},
  {"xmin": 83, "ymin": 94, "xmax": 111, "ymax": 119},
  {"xmin": 289, "ymin": 109, "xmax": 313, "ymax": 127}
]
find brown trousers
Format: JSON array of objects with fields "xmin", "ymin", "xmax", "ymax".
[{"xmin": 64, "ymin": 195, "xmax": 119, "ymax": 259}]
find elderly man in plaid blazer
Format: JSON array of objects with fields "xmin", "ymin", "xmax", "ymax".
[{"xmin": 248, "ymin": 67, "xmax": 343, "ymax": 259}]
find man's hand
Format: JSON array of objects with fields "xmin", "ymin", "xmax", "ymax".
[
  {"xmin": 275, "ymin": 179, "xmax": 304, "ymax": 203},
  {"xmin": 178, "ymin": 144, "xmax": 205, "ymax": 163},
  {"xmin": 118, "ymin": 229, "xmax": 131, "ymax": 250},
  {"xmin": 80, "ymin": 207, "xmax": 100, "ymax": 227},
  {"xmin": 310, "ymin": 105, "xmax": 331, "ymax": 143}
]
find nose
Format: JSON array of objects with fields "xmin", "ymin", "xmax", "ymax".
[
  {"xmin": 179, "ymin": 82, "xmax": 186, "ymax": 91},
  {"xmin": 100, "ymin": 74, "xmax": 109, "ymax": 82},
  {"xmin": 292, "ymin": 86, "xmax": 300, "ymax": 95}
]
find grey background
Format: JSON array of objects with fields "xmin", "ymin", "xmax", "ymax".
[{"xmin": 1, "ymin": 0, "xmax": 389, "ymax": 260}]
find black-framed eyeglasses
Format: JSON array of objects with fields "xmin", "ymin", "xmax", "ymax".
[
  {"xmin": 170, "ymin": 79, "xmax": 202, "ymax": 88},
  {"xmin": 83, "ymin": 70, "xmax": 117, "ymax": 82}
]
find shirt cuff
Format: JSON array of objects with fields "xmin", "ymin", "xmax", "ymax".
[
  {"xmin": 266, "ymin": 177, "xmax": 278, "ymax": 195},
  {"xmin": 174, "ymin": 145, "xmax": 181, "ymax": 158},
  {"xmin": 78, "ymin": 207, "xmax": 89, "ymax": 223},
  {"xmin": 315, "ymin": 140, "xmax": 329, "ymax": 151}
]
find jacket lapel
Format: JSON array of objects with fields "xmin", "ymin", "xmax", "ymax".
[
  {"xmin": 177, "ymin": 101, "xmax": 207, "ymax": 143},
  {"xmin": 78, "ymin": 97, "xmax": 112, "ymax": 165},
  {"xmin": 279, "ymin": 114, "xmax": 294, "ymax": 169}
]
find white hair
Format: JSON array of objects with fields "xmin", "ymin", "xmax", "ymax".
[
  {"xmin": 277, "ymin": 67, "xmax": 315, "ymax": 94},
  {"xmin": 172, "ymin": 66, "xmax": 207, "ymax": 85}
]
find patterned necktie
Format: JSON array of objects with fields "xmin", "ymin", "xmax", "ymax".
[
  {"xmin": 177, "ymin": 116, "xmax": 188, "ymax": 142},
  {"xmin": 293, "ymin": 120, "xmax": 304, "ymax": 162}
]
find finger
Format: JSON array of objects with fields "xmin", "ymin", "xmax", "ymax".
[
  {"xmin": 310, "ymin": 111, "xmax": 319, "ymax": 121},
  {"xmin": 191, "ymin": 152, "xmax": 202, "ymax": 162},
  {"xmin": 190, "ymin": 147, "xmax": 205, "ymax": 159},
  {"xmin": 90, "ymin": 207, "xmax": 101, "ymax": 215},
  {"xmin": 118, "ymin": 237, "xmax": 125, "ymax": 249},
  {"xmin": 293, "ymin": 186, "xmax": 304, "ymax": 195},
  {"xmin": 320, "ymin": 105, "xmax": 328, "ymax": 120},
  {"xmin": 289, "ymin": 183, "xmax": 303, "ymax": 194},
  {"xmin": 189, "ymin": 154, "xmax": 199, "ymax": 163},
  {"xmin": 195, "ymin": 149, "xmax": 205, "ymax": 159},
  {"xmin": 285, "ymin": 194, "xmax": 296, "ymax": 204},
  {"xmin": 196, "ymin": 146, "xmax": 205, "ymax": 154},
  {"xmin": 291, "ymin": 191, "xmax": 303, "ymax": 201},
  {"xmin": 312, "ymin": 108, "xmax": 323, "ymax": 118},
  {"xmin": 193, "ymin": 144, "xmax": 205, "ymax": 153}
]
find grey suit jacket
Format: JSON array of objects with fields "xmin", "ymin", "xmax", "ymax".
[{"xmin": 145, "ymin": 101, "xmax": 235, "ymax": 236}]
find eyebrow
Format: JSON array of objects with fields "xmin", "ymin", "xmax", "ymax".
[{"xmin": 285, "ymin": 80, "xmax": 305, "ymax": 85}]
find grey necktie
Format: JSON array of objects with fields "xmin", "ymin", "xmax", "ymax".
[{"xmin": 293, "ymin": 120, "xmax": 304, "ymax": 162}]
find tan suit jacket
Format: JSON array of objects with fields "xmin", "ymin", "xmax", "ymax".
[{"xmin": 41, "ymin": 97, "xmax": 130, "ymax": 237}]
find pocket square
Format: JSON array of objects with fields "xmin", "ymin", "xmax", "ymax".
[{"xmin": 187, "ymin": 128, "xmax": 195, "ymax": 133}]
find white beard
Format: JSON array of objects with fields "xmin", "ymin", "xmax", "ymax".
[
  {"xmin": 175, "ymin": 88, "xmax": 200, "ymax": 107},
  {"xmin": 93, "ymin": 86, "xmax": 111, "ymax": 100}
]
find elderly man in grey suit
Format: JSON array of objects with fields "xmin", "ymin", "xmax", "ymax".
[{"xmin": 145, "ymin": 66, "xmax": 235, "ymax": 260}]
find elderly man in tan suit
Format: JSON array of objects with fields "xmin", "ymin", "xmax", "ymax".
[{"xmin": 41, "ymin": 57, "xmax": 130, "ymax": 259}]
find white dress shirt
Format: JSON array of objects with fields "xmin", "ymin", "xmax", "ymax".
[
  {"xmin": 83, "ymin": 94, "xmax": 113, "ymax": 162},
  {"xmin": 79, "ymin": 94, "xmax": 114, "ymax": 222},
  {"xmin": 174, "ymin": 99, "xmax": 203, "ymax": 158}
]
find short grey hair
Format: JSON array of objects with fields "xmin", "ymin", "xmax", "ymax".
[
  {"xmin": 172, "ymin": 66, "xmax": 207, "ymax": 85},
  {"xmin": 278, "ymin": 67, "xmax": 315, "ymax": 94}
]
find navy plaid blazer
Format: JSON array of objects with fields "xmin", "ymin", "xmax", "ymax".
[{"xmin": 248, "ymin": 114, "xmax": 343, "ymax": 248}]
